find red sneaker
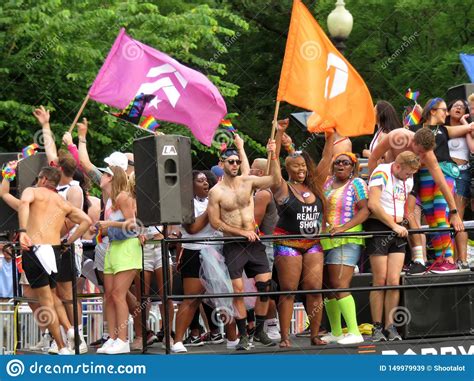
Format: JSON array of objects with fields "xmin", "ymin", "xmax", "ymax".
[{"xmin": 430, "ymin": 260, "xmax": 459, "ymax": 274}]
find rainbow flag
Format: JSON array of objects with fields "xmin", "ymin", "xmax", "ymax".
[
  {"xmin": 114, "ymin": 93, "xmax": 155, "ymax": 125},
  {"xmin": 405, "ymin": 89, "xmax": 420, "ymax": 102},
  {"xmin": 93, "ymin": 228, "xmax": 103, "ymax": 245},
  {"xmin": 140, "ymin": 116, "xmax": 160, "ymax": 131},
  {"xmin": 21, "ymin": 143, "xmax": 39, "ymax": 158},
  {"xmin": 221, "ymin": 119, "xmax": 236, "ymax": 133},
  {"xmin": 404, "ymin": 105, "xmax": 422, "ymax": 126}
]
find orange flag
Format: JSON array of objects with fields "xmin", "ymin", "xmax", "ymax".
[{"xmin": 277, "ymin": 0, "xmax": 375, "ymax": 137}]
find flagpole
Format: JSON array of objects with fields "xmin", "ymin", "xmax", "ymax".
[
  {"xmin": 265, "ymin": 100, "xmax": 280, "ymax": 174},
  {"xmin": 68, "ymin": 94, "xmax": 90, "ymax": 133}
]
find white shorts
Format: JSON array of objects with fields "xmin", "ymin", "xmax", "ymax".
[{"xmin": 143, "ymin": 244, "xmax": 171, "ymax": 272}]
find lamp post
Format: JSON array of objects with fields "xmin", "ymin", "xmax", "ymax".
[{"xmin": 327, "ymin": 0, "xmax": 353, "ymax": 54}]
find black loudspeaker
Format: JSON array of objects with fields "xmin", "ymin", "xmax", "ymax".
[
  {"xmin": 350, "ymin": 273, "xmax": 373, "ymax": 325},
  {"xmin": 133, "ymin": 135, "xmax": 194, "ymax": 226},
  {"xmin": 446, "ymin": 83, "xmax": 474, "ymax": 103},
  {"xmin": 402, "ymin": 272, "xmax": 474, "ymax": 339},
  {"xmin": 0, "ymin": 152, "xmax": 48, "ymax": 233}
]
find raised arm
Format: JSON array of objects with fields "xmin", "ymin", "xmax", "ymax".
[
  {"xmin": 33, "ymin": 106, "xmax": 58, "ymax": 164},
  {"xmin": 77, "ymin": 118, "xmax": 102, "ymax": 186},
  {"xmin": 233, "ymin": 133, "xmax": 250, "ymax": 176},
  {"xmin": 62, "ymin": 132, "xmax": 82, "ymax": 170},
  {"xmin": 249, "ymin": 139, "xmax": 281, "ymax": 190},
  {"xmin": 422, "ymin": 151, "xmax": 463, "ymax": 231},
  {"xmin": 446, "ymin": 122, "xmax": 474, "ymax": 138},
  {"xmin": 1, "ymin": 177, "xmax": 20, "ymax": 211},
  {"xmin": 314, "ymin": 129, "xmax": 335, "ymax": 184},
  {"xmin": 18, "ymin": 187, "xmax": 35, "ymax": 249}
]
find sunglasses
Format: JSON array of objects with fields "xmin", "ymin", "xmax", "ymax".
[
  {"xmin": 432, "ymin": 107, "xmax": 447, "ymax": 112},
  {"xmin": 226, "ymin": 159, "xmax": 242, "ymax": 165},
  {"xmin": 334, "ymin": 160, "xmax": 353, "ymax": 166}
]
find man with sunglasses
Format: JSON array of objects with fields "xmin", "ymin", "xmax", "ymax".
[{"xmin": 208, "ymin": 139, "xmax": 281, "ymax": 350}]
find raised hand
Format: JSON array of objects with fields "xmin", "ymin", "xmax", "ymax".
[
  {"xmin": 62, "ymin": 131, "xmax": 73, "ymax": 146},
  {"xmin": 77, "ymin": 118, "xmax": 88, "ymax": 138},
  {"xmin": 33, "ymin": 106, "xmax": 50, "ymax": 126},
  {"xmin": 234, "ymin": 133, "xmax": 244, "ymax": 150}
]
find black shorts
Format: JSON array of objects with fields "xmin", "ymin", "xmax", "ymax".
[
  {"xmin": 22, "ymin": 246, "xmax": 62, "ymax": 289},
  {"xmin": 82, "ymin": 242, "xmax": 96, "ymax": 261},
  {"xmin": 364, "ymin": 219, "xmax": 407, "ymax": 256},
  {"xmin": 222, "ymin": 241, "xmax": 270, "ymax": 280},
  {"xmin": 180, "ymin": 249, "xmax": 202, "ymax": 279},
  {"xmin": 56, "ymin": 246, "xmax": 75, "ymax": 283}
]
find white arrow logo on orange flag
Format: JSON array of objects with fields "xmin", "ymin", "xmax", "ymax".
[{"xmin": 324, "ymin": 53, "xmax": 348, "ymax": 100}]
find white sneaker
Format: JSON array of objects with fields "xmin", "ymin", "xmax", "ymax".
[
  {"xmin": 48, "ymin": 340, "xmax": 58, "ymax": 354},
  {"xmin": 337, "ymin": 333, "xmax": 364, "ymax": 345},
  {"xmin": 104, "ymin": 338, "xmax": 130, "ymax": 354},
  {"xmin": 79, "ymin": 338, "xmax": 88, "ymax": 354},
  {"xmin": 170, "ymin": 341, "xmax": 187, "ymax": 353},
  {"xmin": 66, "ymin": 328, "xmax": 76, "ymax": 352},
  {"xmin": 321, "ymin": 332, "xmax": 345, "ymax": 343},
  {"xmin": 96, "ymin": 338, "xmax": 115, "ymax": 354},
  {"xmin": 58, "ymin": 347, "xmax": 73, "ymax": 355},
  {"xmin": 264, "ymin": 319, "xmax": 281, "ymax": 340},
  {"xmin": 226, "ymin": 339, "xmax": 239, "ymax": 349},
  {"xmin": 31, "ymin": 332, "xmax": 51, "ymax": 351}
]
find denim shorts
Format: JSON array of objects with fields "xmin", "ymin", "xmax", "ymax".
[
  {"xmin": 455, "ymin": 168, "xmax": 471, "ymax": 198},
  {"xmin": 324, "ymin": 243, "xmax": 361, "ymax": 267}
]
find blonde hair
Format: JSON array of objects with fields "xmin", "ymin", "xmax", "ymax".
[
  {"xmin": 110, "ymin": 166, "xmax": 129, "ymax": 210},
  {"xmin": 468, "ymin": 93, "xmax": 474, "ymax": 103},
  {"xmin": 396, "ymin": 151, "xmax": 420, "ymax": 170},
  {"xmin": 127, "ymin": 171, "xmax": 136, "ymax": 199}
]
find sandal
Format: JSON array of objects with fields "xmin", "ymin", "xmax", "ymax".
[
  {"xmin": 279, "ymin": 338, "xmax": 292, "ymax": 348},
  {"xmin": 311, "ymin": 336, "xmax": 328, "ymax": 346}
]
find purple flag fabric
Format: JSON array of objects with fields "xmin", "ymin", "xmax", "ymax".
[{"xmin": 89, "ymin": 28, "xmax": 227, "ymax": 146}]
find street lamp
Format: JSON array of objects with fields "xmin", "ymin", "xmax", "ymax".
[{"xmin": 327, "ymin": 0, "xmax": 353, "ymax": 54}]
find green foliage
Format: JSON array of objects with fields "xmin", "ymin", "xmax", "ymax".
[{"xmin": 0, "ymin": 0, "xmax": 473, "ymax": 166}]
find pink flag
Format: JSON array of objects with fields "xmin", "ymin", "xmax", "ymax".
[{"xmin": 89, "ymin": 28, "xmax": 227, "ymax": 146}]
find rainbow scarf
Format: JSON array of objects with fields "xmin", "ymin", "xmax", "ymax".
[{"xmin": 140, "ymin": 116, "xmax": 160, "ymax": 131}]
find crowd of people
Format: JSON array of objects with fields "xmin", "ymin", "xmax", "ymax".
[{"xmin": 1, "ymin": 93, "xmax": 474, "ymax": 354}]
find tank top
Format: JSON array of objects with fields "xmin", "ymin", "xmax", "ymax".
[
  {"xmin": 276, "ymin": 186, "xmax": 322, "ymax": 234},
  {"xmin": 448, "ymin": 137, "xmax": 469, "ymax": 162},
  {"xmin": 410, "ymin": 124, "xmax": 453, "ymax": 163},
  {"xmin": 254, "ymin": 189, "xmax": 278, "ymax": 235},
  {"xmin": 57, "ymin": 180, "xmax": 83, "ymax": 241}
]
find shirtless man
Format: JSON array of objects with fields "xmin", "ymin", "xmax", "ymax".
[
  {"xmin": 208, "ymin": 140, "xmax": 280, "ymax": 350},
  {"xmin": 368, "ymin": 127, "xmax": 463, "ymax": 231},
  {"xmin": 19, "ymin": 167, "xmax": 91, "ymax": 354}
]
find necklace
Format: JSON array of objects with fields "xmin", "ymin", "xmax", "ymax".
[{"xmin": 289, "ymin": 181, "xmax": 311, "ymax": 198}]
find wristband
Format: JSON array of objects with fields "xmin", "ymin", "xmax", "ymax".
[
  {"xmin": 79, "ymin": 138, "xmax": 87, "ymax": 143},
  {"xmin": 18, "ymin": 229, "xmax": 27, "ymax": 233},
  {"xmin": 449, "ymin": 209, "xmax": 458, "ymax": 215}
]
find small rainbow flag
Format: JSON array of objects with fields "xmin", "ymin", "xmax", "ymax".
[
  {"xmin": 404, "ymin": 105, "xmax": 422, "ymax": 126},
  {"xmin": 140, "ymin": 116, "xmax": 160, "ymax": 131},
  {"xmin": 21, "ymin": 143, "xmax": 39, "ymax": 158},
  {"xmin": 405, "ymin": 88, "xmax": 420, "ymax": 102},
  {"xmin": 93, "ymin": 227, "xmax": 103, "ymax": 245},
  {"xmin": 221, "ymin": 119, "xmax": 236, "ymax": 133}
]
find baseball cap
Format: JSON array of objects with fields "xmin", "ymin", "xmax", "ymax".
[
  {"xmin": 211, "ymin": 165, "xmax": 224, "ymax": 178},
  {"xmin": 98, "ymin": 167, "xmax": 114, "ymax": 177},
  {"xmin": 220, "ymin": 148, "xmax": 240, "ymax": 160},
  {"xmin": 104, "ymin": 152, "xmax": 128, "ymax": 171}
]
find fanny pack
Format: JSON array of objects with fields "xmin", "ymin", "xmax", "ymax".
[{"xmin": 439, "ymin": 162, "xmax": 460, "ymax": 179}]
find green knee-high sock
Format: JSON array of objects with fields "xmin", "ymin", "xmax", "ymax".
[
  {"xmin": 337, "ymin": 295, "xmax": 360, "ymax": 335},
  {"xmin": 325, "ymin": 298, "xmax": 342, "ymax": 336}
]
